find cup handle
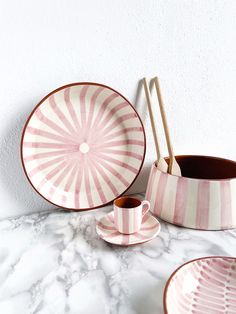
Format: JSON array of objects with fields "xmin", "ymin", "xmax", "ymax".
[{"xmin": 141, "ymin": 200, "xmax": 150, "ymax": 217}]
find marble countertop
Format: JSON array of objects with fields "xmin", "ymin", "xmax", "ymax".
[{"xmin": 0, "ymin": 196, "xmax": 236, "ymax": 314}]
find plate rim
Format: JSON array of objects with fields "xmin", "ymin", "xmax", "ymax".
[
  {"xmin": 163, "ymin": 255, "xmax": 236, "ymax": 314},
  {"xmin": 96, "ymin": 212, "xmax": 161, "ymax": 246},
  {"xmin": 20, "ymin": 82, "xmax": 146, "ymax": 211}
]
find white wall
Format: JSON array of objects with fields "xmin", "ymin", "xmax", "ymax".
[{"xmin": 0, "ymin": 0, "xmax": 236, "ymax": 219}]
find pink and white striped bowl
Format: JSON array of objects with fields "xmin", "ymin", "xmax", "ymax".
[
  {"xmin": 164, "ymin": 256, "xmax": 236, "ymax": 314},
  {"xmin": 146, "ymin": 155, "xmax": 236, "ymax": 230}
]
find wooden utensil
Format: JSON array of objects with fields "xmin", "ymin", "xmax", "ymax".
[
  {"xmin": 153, "ymin": 77, "xmax": 181, "ymax": 176},
  {"xmin": 143, "ymin": 78, "xmax": 168, "ymax": 172}
]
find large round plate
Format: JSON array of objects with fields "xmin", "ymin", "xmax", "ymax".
[
  {"xmin": 164, "ymin": 256, "xmax": 236, "ymax": 314},
  {"xmin": 21, "ymin": 82, "xmax": 146, "ymax": 210}
]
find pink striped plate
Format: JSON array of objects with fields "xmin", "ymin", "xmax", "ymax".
[
  {"xmin": 21, "ymin": 83, "xmax": 146, "ymax": 210},
  {"xmin": 164, "ymin": 256, "xmax": 236, "ymax": 314},
  {"xmin": 96, "ymin": 212, "xmax": 161, "ymax": 246}
]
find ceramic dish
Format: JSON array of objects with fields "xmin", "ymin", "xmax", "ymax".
[
  {"xmin": 146, "ymin": 155, "xmax": 236, "ymax": 230},
  {"xmin": 164, "ymin": 256, "xmax": 236, "ymax": 314},
  {"xmin": 21, "ymin": 83, "xmax": 146, "ymax": 210},
  {"xmin": 96, "ymin": 212, "xmax": 160, "ymax": 246}
]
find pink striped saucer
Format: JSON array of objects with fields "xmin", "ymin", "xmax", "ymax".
[
  {"xmin": 164, "ymin": 256, "xmax": 236, "ymax": 314},
  {"xmin": 21, "ymin": 82, "xmax": 146, "ymax": 210},
  {"xmin": 96, "ymin": 212, "xmax": 161, "ymax": 246}
]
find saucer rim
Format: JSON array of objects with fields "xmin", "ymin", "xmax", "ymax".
[{"xmin": 96, "ymin": 211, "xmax": 161, "ymax": 246}]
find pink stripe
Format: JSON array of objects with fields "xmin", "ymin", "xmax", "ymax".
[
  {"xmin": 101, "ymin": 127, "xmax": 143, "ymax": 142},
  {"xmin": 121, "ymin": 234, "xmax": 129, "ymax": 246},
  {"xmin": 47, "ymin": 187, "xmax": 56, "ymax": 201},
  {"xmin": 107, "ymin": 213, "xmax": 115, "ymax": 223},
  {"xmin": 134, "ymin": 209, "xmax": 140, "ymax": 233},
  {"xmin": 46, "ymin": 161, "xmax": 67, "ymax": 181},
  {"xmin": 64, "ymin": 87, "xmax": 81, "ymax": 133},
  {"xmin": 86, "ymin": 87, "xmax": 105, "ymax": 141},
  {"xmin": 87, "ymin": 157, "xmax": 107, "ymax": 204},
  {"xmin": 154, "ymin": 172, "xmax": 168, "ymax": 216},
  {"xmin": 26, "ymin": 127, "xmax": 76, "ymax": 144},
  {"xmin": 193, "ymin": 298, "xmax": 225, "ymax": 310},
  {"xmin": 122, "ymin": 209, "xmax": 130, "ymax": 234},
  {"xmin": 29, "ymin": 155, "xmax": 68, "ymax": 177},
  {"xmin": 192, "ymin": 304, "xmax": 223, "ymax": 313},
  {"xmin": 200, "ymin": 270, "xmax": 225, "ymax": 287},
  {"xmin": 92, "ymin": 113, "xmax": 137, "ymax": 141},
  {"xmin": 173, "ymin": 178, "xmax": 188, "ymax": 225},
  {"xmin": 93, "ymin": 158, "xmax": 130, "ymax": 187},
  {"xmin": 97, "ymin": 102, "xmax": 128, "ymax": 130},
  {"xmin": 220, "ymin": 181, "xmax": 232, "ymax": 228},
  {"xmin": 49, "ymin": 95, "xmax": 77, "ymax": 135},
  {"xmin": 64, "ymin": 164, "xmax": 78, "ymax": 192},
  {"xmin": 92, "ymin": 139, "xmax": 144, "ymax": 150},
  {"xmin": 194, "ymin": 292, "xmax": 223, "ymax": 305},
  {"xmin": 54, "ymin": 161, "xmax": 74, "ymax": 187},
  {"xmin": 80, "ymin": 85, "xmax": 90, "ymax": 130},
  {"xmin": 201, "ymin": 266, "xmax": 228, "ymax": 282},
  {"xmin": 133, "ymin": 233, "xmax": 150, "ymax": 240},
  {"xmin": 74, "ymin": 159, "xmax": 84, "ymax": 208},
  {"xmin": 99, "ymin": 148, "xmax": 142, "ymax": 161},
  {"xmin": 227, "ymin": 287, "xmax": 236, "ymax": 293},
  {"xmin": 92, "ymin": 152, "xmax": 138, "ymax": 174},
  {"xmin": 141, "ymin": 222, "xmax": 159, "ymax": 231},
  {"xmin": 35, "ymin": 108, "xmax": 73, "ymax": 138},
  {"xmin": 97, "ymin": 221, "xmax": 116, "ymax": 231},
  {"xmin": 142, "ymin": 213, "xmax": 151, "ymax": 223},
  {"xmin": 23, "ymin": 149, "xmax": 78, "ymax": 162},
  {"xmin": 92, "ymin": 159, "xmax": 119, "ymax": 197},
  {"xmin": 196, "ymin": 181, "xmax": 210, "ymax": 229},
  {"xmin": 227, "ymin": 297, "xmax": 236, "ymax": 305},
  {"xmin": 104, "ymin": 231, "xmax": 121, "ymax": 238},
  {"xmin": 23, "ymin": 142, "xmax": 78, "ymax": 149},
  {"xmin": 228, "ymin": 305, "xmax": 236, "ymax": 312},
  {"xmin": 91, "ymin": 93, "xmax": 119, "ymax": 131},
  {"xmin": 146, "ymin": 166, "xmax": 156, "ymax": 200},
  {"xmin": 102, "ymin": 112, "xmax": 137, "ymax": 134},
  {"xmin": 84, "ymin": 159, "xmax": 94, "ymax": 207}
]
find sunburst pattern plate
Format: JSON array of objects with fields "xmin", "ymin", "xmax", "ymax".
[{"xmin": 21, "ymin": 83, "xmax": 146, "ymax": 210}]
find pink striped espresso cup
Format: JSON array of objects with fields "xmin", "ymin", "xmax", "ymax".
[{"xmin": 113, "ymin": 197, "xmax": 150, "ymax": 234}]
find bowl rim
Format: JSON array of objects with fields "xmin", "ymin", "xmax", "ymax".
[
  {"xmin": 152, "ymin": 154, "xmax": 236, "ymax": 181},
  {"xmin": 163, "ymin": 255, "xmax": 236, "ymax": 314}
]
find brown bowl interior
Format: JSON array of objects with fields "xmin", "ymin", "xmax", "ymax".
[{"xmin": 165, "ymin": 155, "xmax": 236, "ymax": 180}]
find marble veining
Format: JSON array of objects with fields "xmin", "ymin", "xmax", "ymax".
[{"xmin": 0, "ymin": 196, "xmax": 235, "ymax": 314}]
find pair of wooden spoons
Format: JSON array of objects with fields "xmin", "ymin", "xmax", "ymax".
[{"xmin": 143, "ymin": 77, "xmax": 181, "ymax": 176}]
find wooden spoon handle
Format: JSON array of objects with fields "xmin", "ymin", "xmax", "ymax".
[
  {"xmin": 154, "ymin": 77, "xmax": 181, "ymax": 176},
  {"xmin": 143, "ymin": 78, "xmax": 161, "ymax": 161},
  {"xmin": 143, "ymin": 78, "xmax": 168, "ymax": 171}
]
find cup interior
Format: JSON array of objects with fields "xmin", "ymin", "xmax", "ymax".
[
  {"xmin": 164, "ymin": 155, "xmax": 236, "ymax": 180},
  {"xmin": 114, "ymin": 197, "xmax": 141, "ymax": 208}
]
